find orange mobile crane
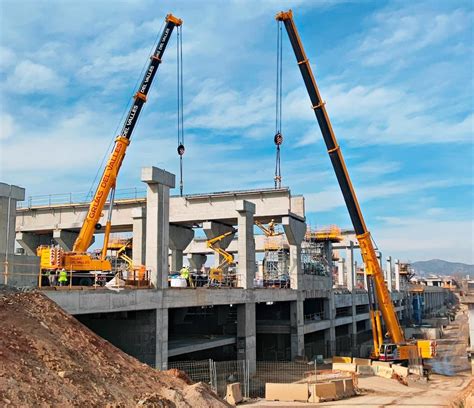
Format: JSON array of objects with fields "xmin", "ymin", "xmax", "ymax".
[
  {"xmin": 276, "ymin": 10, "xmax": 436, "ymax": 364},
  {"xmin": 37, "ymin": 14, "xmax": 182, "ymax": 284}
]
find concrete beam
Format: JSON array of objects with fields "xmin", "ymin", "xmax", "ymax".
[
  {"xmin": 236, "ymin": 200, "xmax": 255, "ymax": 289},
  {"xmin": 142, "ymin": 166, "xmax": 175, "ymax": 289},
  {"xmin": 169, "ymin": 224, "xmax": 195, "ymax": 272},
  {"xmin": 53, "ymin": 229, "xmax": 80, "ymax": 251}
]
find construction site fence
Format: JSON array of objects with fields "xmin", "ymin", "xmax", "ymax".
[{"xmin": 164, "ymin": 360, "xmax": 314, "ymax": 398}]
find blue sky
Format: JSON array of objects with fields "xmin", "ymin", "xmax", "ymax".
[{"xmin": 0, "ymin": 0, "xmax": 472, "ymax": 263}]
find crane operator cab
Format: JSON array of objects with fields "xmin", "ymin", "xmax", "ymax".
[{"xmin": 379, "ymin": 343, "xmax": 399, "ymax": 362}]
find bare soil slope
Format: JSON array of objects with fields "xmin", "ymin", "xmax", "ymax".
[{"xmin": 0, "ymin": 288, "xmax": 229, "ymax": 407}]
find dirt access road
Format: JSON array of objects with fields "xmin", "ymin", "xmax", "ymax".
[{"xmin": 247, "ymin": 305, "xmax": 473, "ymax": 407}]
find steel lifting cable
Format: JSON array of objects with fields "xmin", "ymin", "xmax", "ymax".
[
  {"xmin": 176, "ymin": 25, "xmax": 185, "ymax": 197},
  {"xmin": 274, "ymin": 20, "xmax": 283, "ymax": 189}
]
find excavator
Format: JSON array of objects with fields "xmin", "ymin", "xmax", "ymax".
[
  {"xmin": 37, "ymin": 14, "xmax": 183, "ymax": 285},
  {"xmin": 276, "ymin": 10, "xmax": 436, "ymax": 366},
  {"xmin": 206, "ymin": 229, "xmax": 237, "ymax": 285}
]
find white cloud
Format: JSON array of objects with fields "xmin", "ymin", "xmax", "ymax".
[
  {"xmin": 6, "ymin": 60, "xmax": 66, "ymax": 94},
  {"xmin": 293, "ymin": 82, "xmax": 473, "ymax": 145},
  {"xmin": 0, "ymin": 46, "xmax": 16, "ymax": 71},
  {"xmin": 305, "ymin": 177, "xmax": 473, "ymax": 213},
  {"xmin": 0, "ymin": 113, "xmax": 14, "ymax": 140},
  {"xmin": 375, "ymin": 217, "xmax": 474, "ymax": 264},
  {"xmin": 357, "ymin": 6, "xmax": 472, "ymax": 66}
]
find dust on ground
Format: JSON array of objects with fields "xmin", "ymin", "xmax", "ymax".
[
  {"xmin": 0, "ymin": 288, "xmax": 230, "ymax": 407},
  {"xmin": 246, "ymin": 304, "xmax": 473, "ymax": 407}
]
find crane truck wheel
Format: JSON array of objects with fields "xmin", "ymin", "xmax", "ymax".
[{"xmin": 79, "ymin": 277, "xmax": 93, "ymax": 286}]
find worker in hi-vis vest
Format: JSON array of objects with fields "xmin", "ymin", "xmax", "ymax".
[
  {"xmin": 180, "ymin": 266, "xmax": 191, "ymax": 286},
  {"xmin": 58, "ymin": 268, "xmax": 68, "ymax": 286}
]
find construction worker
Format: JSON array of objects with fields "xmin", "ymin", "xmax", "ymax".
[
  {"xmin": 180, "ymin": 265, "xmax": 190, "ymax": 286},
  {"xmin": 48, "ymin": 270, "xmax": 57, "ymax": 287},
  {"xmin": 58, "ymin": 268, "xmax": 68, "ymax": 286}
]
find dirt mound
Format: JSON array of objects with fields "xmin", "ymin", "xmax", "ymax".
[{"xmin": 0, "ymin": 289, "xmax": 230, "ymax": 407}]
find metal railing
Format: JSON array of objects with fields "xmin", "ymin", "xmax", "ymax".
[{"xmin": 17, "ymin": 187, "xmax": 147, "ymax": 209}]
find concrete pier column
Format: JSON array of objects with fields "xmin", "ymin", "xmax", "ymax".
[
  {"xmin": 377, "ymin": 251, "xmax": 384, "ymax": 281},
  {"xmin": 169, "ymin": 225, "xmax": 194, "ymax": 272},
  {"xmin": 236, "ymin": 200, "xmax": 256, "ymax": 289},
  {"xmin": 203, "ymin": 221, "xmax": 234, "ymax": 270},
  {"xmin": 290, "ymin": 300, "xmax": 305, "ymax": 359},
  {"xmin": 16, "ymin": 232, "xmax": 52, "ymax": 256},
  {"xmin": 237, "ymin": 303, "xmax": 256, "ymax": 373},
  {"xmin": 53, "ymin": 229, "xmax": 79, "ymax": 251},
  {"xmin": 386, "ymin": 256, "xmax": 393, "ymax": 292},
  {"xmin": 132, "ymin": 207, "xmax": 146, "ymax": 266},
  {"xmin": 363, "ymin": 266, "xmax": 368, "ymax": 290},
  {"xmin": 337, "ymin": 258, "xmax": 345, "ymax": 286},
  {"xmin": 1, "ymin": 183, "xmax": 25, "ymax": 255},
  {"xmin": 394, "ymin": 259, "xmax": 400, "ymax": 291},
  {"xmin": 187, "ymin": 253, "xmax": 207, "ymax": 272},
  {"xmin": 345, "ymin": 241, "xmax": 355, "ymax": 290},
  {"xmin": 142, "ymin": 167, "xmax": 175, "ymax": 289},
  {"xmin": 155, "ymin": 308, "xmax": 168, "ymax": 370},
  {"xmin": 282, "ymin": 216, "xmax": 306, "ymax": 290}
]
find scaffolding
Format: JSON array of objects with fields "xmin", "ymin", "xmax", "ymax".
[
  {"xmin": 301, "ymin": 225, "xmax": 341, "ymax": 276},
  {"xmin": 262, "ymin": 227, "xmax": 290, "ymax": 287}
]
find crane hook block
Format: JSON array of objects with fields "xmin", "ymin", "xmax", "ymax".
[
  {"xmin": 177, "ymin": 144, "xmax": 185, "ymax": 156},
  {"xmin": 274, "ymin": 132, "xmax": 283, "ymax": 146}
]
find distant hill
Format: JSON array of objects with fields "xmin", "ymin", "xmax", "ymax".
[{"xmin": 412, "ymin": 259, "xmax": 474, "ymax": 277}]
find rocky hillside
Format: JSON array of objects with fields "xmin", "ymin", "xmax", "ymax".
[
  {"xmin": 412, "ymin": 259, "xmax": 474, "ymax": 277},
  {"xmin": 0, "ymin": 287, "xmax": 229, "ymax": 407}
]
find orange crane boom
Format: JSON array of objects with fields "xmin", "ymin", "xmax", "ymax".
[{"xmin": 276, "ymin": 9, "xmax": 405, "ymax": 356}]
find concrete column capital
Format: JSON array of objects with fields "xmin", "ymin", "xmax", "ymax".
[
  {"xmin": 0, "ymin": 182, "xmax": 25, "ymax": 201},
  {"xmin": 235, "ymin": 200, "xmax": 255, "ymax": 214},
  {"xmin": 141, "ymin": 167, "xmax": 175, "ymax": 188}
]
